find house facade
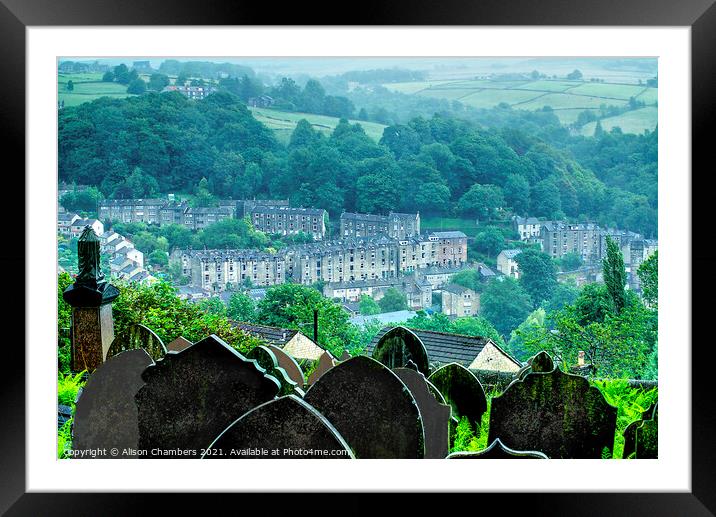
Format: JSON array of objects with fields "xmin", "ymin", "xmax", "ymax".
[
  {"xmin": 250, "ymin": 206, "xmax": 327, "ymax": 240},
  {"xmin": 441, "ymin": 283, "xmax": 479, "ymax": 317},
  {"xmin": 496, "ymin": 249, "xmax": 523, "ymax": 279},
  {"xmin": 340, "ymin": 211, "xmax": 420, "ymax": 240}
]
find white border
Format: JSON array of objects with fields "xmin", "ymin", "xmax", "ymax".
[{"xmin": 27, "ymin": 27, "xmax": 690, "ymax": 492}]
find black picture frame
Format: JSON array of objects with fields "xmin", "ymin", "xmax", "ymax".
[{"xmin": 2, "ymin": 1, "xmax": 712, "ymax": 514}]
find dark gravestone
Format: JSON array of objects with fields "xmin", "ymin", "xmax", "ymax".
[
  {"xmin": 107, "ymin": 323, "xmax": 167, "ymax": 361},
  {"xmin": 73, "ymin": 349, "xmax": 154, "ymax": 458},
  {"xmin": 304, "ymin": 355, "xmax": 424, "ymax": 458},
  {"xmin": 268, "ymin": 345, "xmax": 305, "ymax": 388},
  {"xmin": 372, "ymin": 326, "xmax": 430, "ymax": 376},
  {"xmin": 394, "ymin": 367, "xmax": 451, "ymax": 459},
  {"xmin": 307, "ymin": 350, "xmax": 337, "ymax": 386},
  {"xmin": 488, "ymin": 353, "xmax": 617, "ymax": 459},
  {"xmin": 516, "ymin": 350, "xmax": 554, "ymax": 381},
  {"xmin": 248, "ymin": 345, "xmax": 305, "ymax": 397},
  {"xmin": 447, "ymin": 438, "xmax": 548, "ymax": 459},
  {"xmin": 428, "ymin": 363, "xmax": 488, "ymax": 431},
  {"xmin": 203, "ymin": 395, "xmax": 353, "ymax": 459},
  {"xmin": 166, "ymin": 336, "xmax": 193, "ymax": 353},
  {"xmin": 136, "ymin": 335, "xmax": 280, "ymax": 455},
  {"xmin": 635, "ymin": 403, "xmax": 658, "ymax": 459},
  {"xmin": 623, "ymin": 401, "xmax": 658, "ymax": 459}
]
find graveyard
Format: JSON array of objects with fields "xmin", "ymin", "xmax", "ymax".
[{"xmin": 58, "ymin": 227, "xmax": 658, "ymax": 460}]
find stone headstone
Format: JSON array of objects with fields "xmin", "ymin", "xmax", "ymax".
[
  {"xmin": 394, "ymin": 367, "xmax": 451, "ymax": 459},
  {"xmin": 304, "ymin": 355, "xmax": 424, "ymax": 458},
  {"xmin": 136, "ymin": 335, "xmax": 280, "ymax": 456},
  {"xmin": 73, "ymin": 349, "xmax": 154, "ymax": 458},
  {"xmin": 371, "ymin": 326, "xmax": 430, "ymax": 376},
  {"xmin": 204, "ymin": 395, "xmax": 354, "ymax": 459},
  {"xmin": 107, "ymin": 323, "xmax": 167, "ymax": 361},
  {"xmin": 488, "ymin": 352, "xmax": 617, "ymax": 459},
  {"xmin": 635, "ymin": 403, "xmax": 658, "ymax": 459},
  {"xmin": 447, "ymin": 438, "xmax": 548, "ymax": 459},
  {"xmin": 166, "ymin": 336, "xmax": 193, "ymax": 353},
  {"xmin": 268, "ymin": 345, "xmax": 305, "ymax": 388},
  {"xmin": 622, "ymin": 401, "xmax": 657, "ymax": 459},
  {"xmin": 428, "ymin": 362, "xmax": 488, "ymax": 431},
  {"xmin": 248, "ymin": 345, "xmax": 304, "ymax": 397},
  {"xmin": 307, "ymin": 350, "xmax": 337, "ymax": 386}
]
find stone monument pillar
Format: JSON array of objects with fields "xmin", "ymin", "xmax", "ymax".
[{"xmin": 62, "ymin": 226, "xmax": 119, "ymax": 372}]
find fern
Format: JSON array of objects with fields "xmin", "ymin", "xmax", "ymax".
[{"xmin": 58, "ymin": 371, "xmax": 86, "ymax": 407}]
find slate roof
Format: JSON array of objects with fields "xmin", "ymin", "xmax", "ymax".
[
  {"xmin": 233, "ymin": 322, "xmax": 299, "ymax": 347},
  {"xmin": 500, "ymin": 249, "xmax": 523, "ymax": 259},
  {"xmin": 443, "ymin": 283, "xmax": 472, "ymax": 295},
  {"xmin": 349, "ymin": 310, "xmax": 417, "ymax": 327},
  {"xmin": 366, "ymin": 327, "xmax": 493, "ymax": 367},
  {"xmin": 431, "ymin": 231, "xmax": 467, "ymax": 239}
]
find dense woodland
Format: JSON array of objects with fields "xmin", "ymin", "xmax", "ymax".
[{"xmin": 58, "ymin": 75, "xmax": 658, "ymax": 238}]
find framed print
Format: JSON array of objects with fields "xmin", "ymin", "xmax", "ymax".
[{"xmin": 2, "ymin": 0, "xmax": 714, "ymax": 514}]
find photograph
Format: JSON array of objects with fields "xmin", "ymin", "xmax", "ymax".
[{"xmin": 56, "ymin": 55, "xmax": 660, "ymax": 462}]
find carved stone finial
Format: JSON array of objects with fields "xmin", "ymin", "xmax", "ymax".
[{"xmin": 63, "ymin": 225, "xmax": 119, "ymax": 308}]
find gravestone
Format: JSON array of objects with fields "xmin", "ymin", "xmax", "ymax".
[
  {"xmin": 447, "ymin": 438, "xmax": 548, "ymax": 459},
  {"xmin": 63, "ymin": 226, "xmax": 120, "ymax": 373},
  {"xmin": 248, "ymin": 345, "xmax": 305, "ymax": 397},
  {"xmin": 204, "ymin": 395, "xmax": 353, "ymax": 459},
  {"xmin": 304, "ymin": 355, "xmax": 424, "ymax": 458},
  {"xmin": 107, "ymin": 323, "xmax": 167, "ymax": 361},
  {"xmin": 371, "ymin": 326, "xmax": 430, "ymax": 376},
  {"xmin": 73, "ymin": 349, "xmax": 154, "ymax": 458},
  {"xmin": 488, "ymin": 352, "xmax": 617, "ymax": 459},
  {"xmin": 623, "ymin": 401, "xmax": 658, "ymax": 459},
  {"xmin": 268, "ymin": 345, "xmax": 305, "ymax": 388},
  {"xmin": 136, "ymin": 335, "xmax": 280, "ymax": 456},
  {"xmin": 339, "ymin": 351, "xmax": 351, "ymax": 361},
  {"xmin": 635, "ymin": 403, "xmax": 658, "ymax": 459},
  {"xmin": 394, "ymin": 367, "xmax": 451, "ymax": 459},
  {"xmin": 428, "ymin": 362, "xmax": 487, "ymax": 431},
  {"xmin": 306, "ymin": 350, "xmax": 337, "ymax": 386},
  {"xmin": 166, "ymin": 336, "xmax": 193, "ymax": 353}
]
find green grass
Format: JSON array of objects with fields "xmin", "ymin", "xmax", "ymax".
[
  {"xmin": 460, "ymin": 89, "xmax": 545, "ymax": 108},
  {"xmin": 566, "ymin": 82, "xmax": 649, "ymax": 100},
  {"xmin": 421, "ymin": 216, "xmax": 481, "ymax": 236},
  {"xmin": 248, "ymin": 107, "xmax": 388, "ymax": 142},
  {"xmin": 381, "ymin": 77, "xmax": 656, "ymax": 134},
  {"xmin": 58, "ymin": 72, "xmax": 104, "ymax": 83},
  {"xmin": 580, "ymin": 107, "xmax": 658, "ymax": 136},
  {"xmin": 58, "ymin": 73, "xmax": 136, "ymax": 107},
  {"xmin": 635, "ymin": 87, "xmax": 658, "ymax": 105}
]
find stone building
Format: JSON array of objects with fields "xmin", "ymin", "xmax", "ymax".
[
  {"xmin": 431, "ymin": 231, "xmax": 468, "ymax": 267},
  {"xmin": 441, "ymin": 283, "xmax": 479, "ymax": 317},
  {"xmin": 496, "ymin": 249, "xmax": 523, "ymax": 279},
  {"xmin": 98, "ymin": 198, "xmax": 235, "ymax": 229},
  {"xmin": 237, "ymin": 199, "xmax": 289, "ymax": 217},
  {"xmin": 176, "ymin": 231, "xmax": 467, "ymax": 293},
  {"xmin": 250, "ymin": 206, "xmax": 327, "ymax": 240},
  {"xmin": 340, "ymin": 211, "xmax": 420, "ymax": 240},
  {"xmin": 98, "ymin": 198, "xmax": 167, "ymax": 224},
  {"xmin": 513, "ymin": 216, "xmax": 545, "ymax": 241},
  {"xmin": 541, "ymin": 221, "xmax": 602, "ymax": 263}
]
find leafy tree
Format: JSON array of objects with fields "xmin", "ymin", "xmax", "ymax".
[
  {"xmin": 567, "ymin": 69, "xmax": 583, "ymax": 80},
  {"xmin": 509, "ymin": 308, "xmax": 546, "ymax": 361},
  {"xmin": 450, "ymin": 269, "xmax": 482, "ymax": 293},
  {"xmin": 515, "ymin": 249, "xmax": 558, "ymax": 306},
  {"xmin": 127, "ymin": 78, "xmax": 147, "ymax": 95},
  {"xmin": 256, "ymin": 283, "xmax": 356, "ymax": 355},
  {"xmin": 603, "ymin": 236, "xmax": 627, "ymax": 313},
  {"xmin": 148, "ymin": 250, "xmax": 169, "ymax": 268},
  {"xmin": 66, "ymin": 80, "xmax": 74, "ymax": 92},
  {"xmin": 227, "ymin": 292, "xmax": 257, "ymax": 322},
  {"xmin": 113, "ymin": 64, "xmax": 131, "ymax": 84},
  {"xmin": 148, "ymin": 73, "xmax": 170, "ymax": 91},
  {"xmin": 359, "ymin": 294, "xmax": 381, "ymax": 315},
  {"xmin": 457, "ymin": 184, "xmax": 504, "ymax": 220},
  {"xmin": 573, "ymin": 283, "xmax": 614, "ymax": 325},
  {"xmin": 102, "ymin": 70, "xmax": 115, "ymax": 82},
  {"xmin": 472, "ymin": 226, "xmax": 505, "ymax": 258},
  {"xmin": 480, "ymin": 277, "xmax": 533, "ymax": 338},
  {"xmin": 192, "ymin": 177, "xmax": 217, "ymax": 207},
  {"xmin": 198, "ymin": 297, "xmax": 227, "ymax": 317},
  {"xmin": 543, "ymin": 280, "xmax": 580, "ymax": 313},
  {"xmin": 638, "ymin": 250, "xmax": 658, "ymax": 308},
  {"xmin": 559, "ymin": 252, "xmax": 583, "ymax": 272},
  {"xmin": 503, "ymin": 174, "xmax": 530, "ymax": 214},
  {"xmin": 378, "ymin": 288, "xmax": 409, "ymax": 313},
  {"xmin": 59, "ymin": 186, "xmax": 103, "ymax": 215}
]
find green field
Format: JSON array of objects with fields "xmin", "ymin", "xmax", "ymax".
[
  {"xmin": 383, "ymin": 78, "xmax": 658, "ymax": 131},
  {"xmin": 421, "ymin": 216, "xmax": 482, "ymax": 237},
  {"xmin": 580, "ymin": 107, "xmax": 658, "ymax": 136},
  {"xmin": 248, "ymin": 107, "xmax": 388, "ymax": 143},
  {"xmin": 58, "ymin": 72, "xmax": 136, "ymax": 107}
]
